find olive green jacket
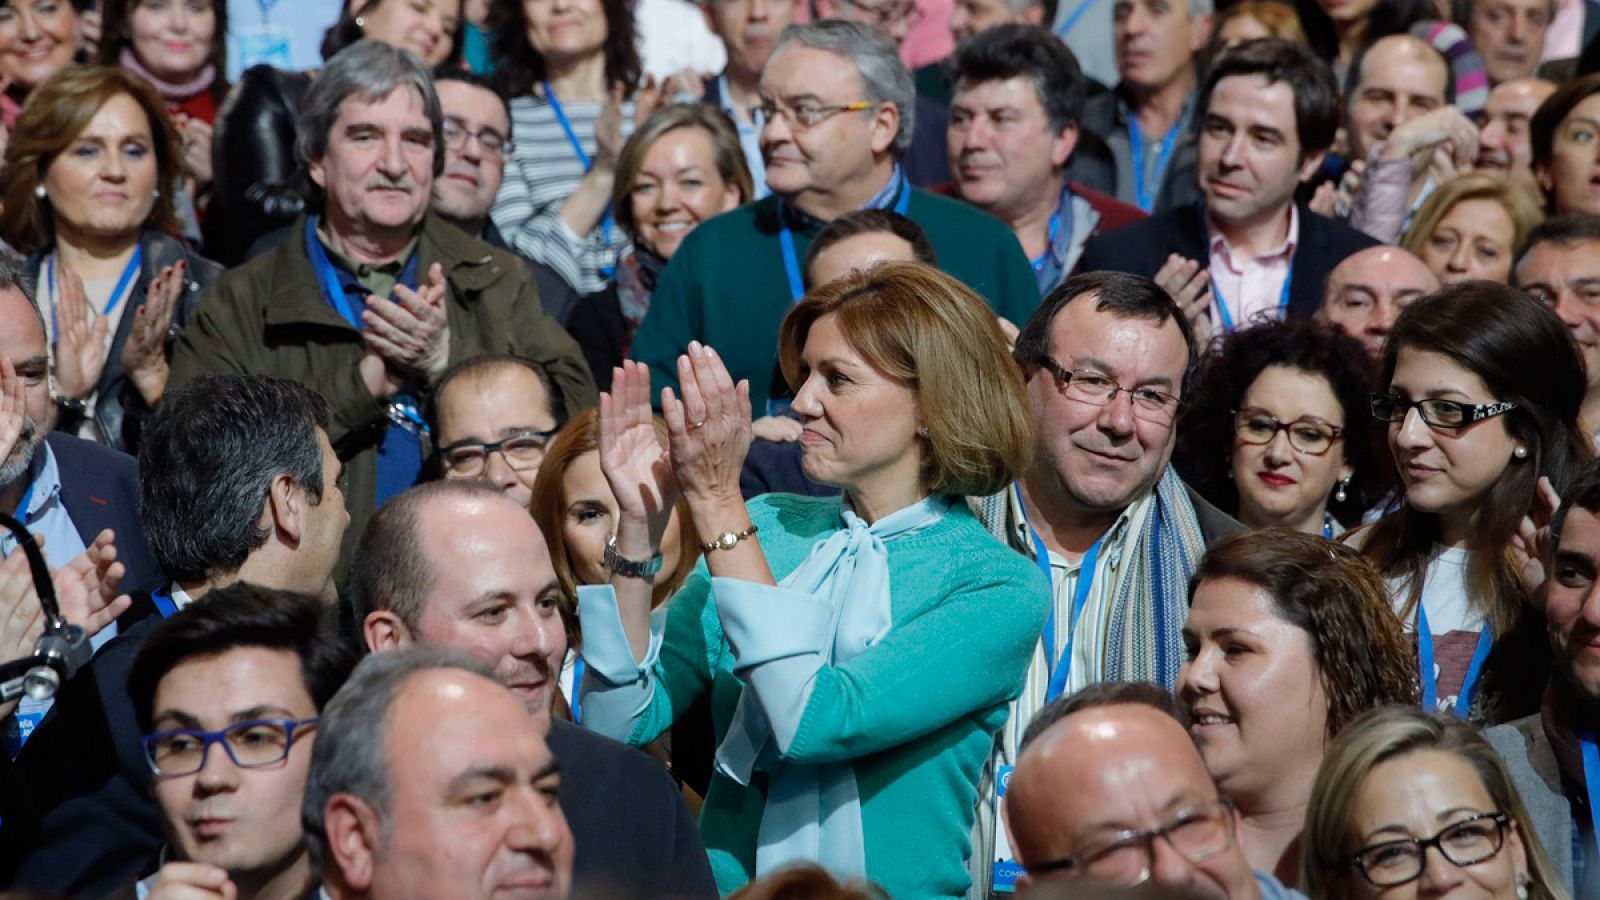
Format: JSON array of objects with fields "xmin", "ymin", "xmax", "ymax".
[{"xmin": 169, "ymin": 213, "xmax": 597, "ymax": 574}]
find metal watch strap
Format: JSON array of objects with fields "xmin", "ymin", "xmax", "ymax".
[
  {"xmin": 604, "ymin": 534, "xmax": 664, "ymax": 578},
  {"xmin": 700, "ymin": 523, "xmax": 759, "ymax": 554}
]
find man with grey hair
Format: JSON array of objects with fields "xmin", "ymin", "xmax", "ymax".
[
  {"xmin": 631, "ymin": 20, "xmax": 1039, "ymax": 415},
  {"xmin": 1467, "ymin": 0, "xmax": 1555, "ymax": 83},
  {"xmin": 1070, "ymin": 0, "xmax": 1212, "ymax": 215},
  {"xmin": 170, "ymin": 39, "xmax": 596, "ymax": 580},
  {"xmin": 305, "ymin": 647, "xmax": 575, "ymax": 899}
]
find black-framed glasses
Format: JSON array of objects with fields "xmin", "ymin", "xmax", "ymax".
[
  {"xmin": 142, "ymin": 718, "xmax": 320, "ymax": 776},
  {"xmin": 1032, "ymin": 356, "xmax": 1182, "ymax": 425},
  {"xmin": 439, "ymin": 429, "xmax": 556, "ymax": 476},
  {"xmin": 1369, "ymin": 393, "xmax": 1518, "ymax": 429},
  {"xmin": 1232, "ymin": 408, "xmax": 1345, "ymax": 456},
  {"xmin": 750, "ymin": 99, "xmax": 874, "ymax": 130},
  {"xmin": 1027, "ymin": 798, "xmax": 1237, "ymax": 885},
  {"xmin": 442, "ymin": 117, "xmax": 512, "ymax": 156},
  {"xmin": 1345, "ymin": 812, "xmax": 1510, "ymax": 887}
]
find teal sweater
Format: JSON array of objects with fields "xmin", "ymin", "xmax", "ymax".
[
  {"xmin": 628, "ymin": 188, "xmax": 1041, "ymax": 413},
  {"xmin": 585, "ymin": 494, "xmax": 1049, "ymax": 898}
]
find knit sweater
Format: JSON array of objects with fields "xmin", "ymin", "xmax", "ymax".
[
  {"xmin": 628, "ymin": 188, "xmax": 1041, "ymax": 413},
  {"xmin": 578, "ymin": 493, "xmax": 1050, "ymax": 898}
]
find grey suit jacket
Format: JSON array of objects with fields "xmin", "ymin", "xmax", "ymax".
[{"xmin": 1485, "ymin": 713, "xmax": 1575, "ymax": 890}]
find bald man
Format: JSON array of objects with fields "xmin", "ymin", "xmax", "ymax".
[
  {"xmin": 1003, "ymin": 693, "xmax": 1303, "ymax": 899},
  {"xmin": 1318, "ymin": 246, "xmax": 1440, "ymax": 363},
  {"xmin": 1475, "ymin": 78, "xmax": 1557, "ymax": 192}
]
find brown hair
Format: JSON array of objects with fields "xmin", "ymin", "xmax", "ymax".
[
  {"xmin": 778, "ymin": 261, "xmax": 1035, "ymax": 497},
  {"xmin": 1400, "ymin": 172, "xmax": 1544, "ymax": 268},
  {"xmin": 529, "ymin": 408, "xmax": 701, "ymax": 648},
  {"xmin": 1190, "ymin": 529, "xmax": 1418, "ymax": 738},
  {"xmin": 1302, "ymin": 707, "xmax": 1569, "ymax": 900},
  {"xmin": 612, "ymin": 104, "xmax": 753, "ymax": 240},
  {"xmin": 95, "ymin": 0, "xmax": 230, "ymax": 104},
  {"xmin": 0, "ymin": 65, "xmax": 182, "ymax": 254},
  {"xmin": 1531, "ymin": 72, "xmax": 1600, "ymax": 213},
  {"xmin": 1210, "ymin": 0, "xmax": 1308, "ymax": 51}
]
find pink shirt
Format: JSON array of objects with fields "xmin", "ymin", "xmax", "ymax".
[{"xmin": 1207, "ymin": 206, "xmax": 1299, "ymax": 330}]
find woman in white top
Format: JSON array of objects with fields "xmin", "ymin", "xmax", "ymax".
[{"xmin": 1357, "ymin": 281, "xmax": 1590, "ymax": 723}]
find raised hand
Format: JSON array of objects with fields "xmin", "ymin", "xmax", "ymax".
[
  {"xmin": 363, "ymin": 262, "xmax": 450, "ymax": 382},
  {"xmin": 0, "ymin": 546, "xmax": 46, "ymax": 722},
  {"xmin": 751, "ymin": 415, "xmax": 803, "ymax": 442},
  {"xmin": 52, "ymin": 264, "xmax": 110, "ymax": 402},
  {"xmin": 660, "ymin": 342, "xmax": 752, "ymax": 512},
  {"xmin": 178, "ymin": 115, "xmax": 215, "ymax": 187},
  {"xmin": 1514, "ymin": 475, "xmax": 1561, "ymax": 601},
  {"xmin": 1154, "ymin": 253, "xmax": 1215, "ymax": 346},
  {"xmin": 593, "ymin": 81, "xmax": 627, "ymax": 173},
  {"xmin": 54, "ymin": 529, "xmax": 131, "ymax": 641},
  {"xmin": 0, "ymin": 357, "xmax": 25, "ymax": 466},
  {"xmin": 145, "ymin": 861, "xmax": 238, "ymax": 900},
  {"xmin": 598, "ymin": 361, "xmax": 679, "ymax": 555},
  {"xmin": 122, "ymin": 261, "xmax": 183, "ymax": 406}
]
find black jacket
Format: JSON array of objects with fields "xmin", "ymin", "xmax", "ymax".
[
  {"xmin": 1076, "ymin": 202, "xmax": 1380, "ymax": 321},
  {"xmin": 547, "ymin": 719, "xmax": 717, "ymax": 898},
  {"xmin": 30, "ymin": 231, "xmax": 221, "ymax": 453},
  {"xmin": 203, "ymin": 65, "xmax": 313, "ymax": 266}
]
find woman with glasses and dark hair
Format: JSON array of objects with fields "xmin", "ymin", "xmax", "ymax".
[
  {"xmin": 1355, "ymin": 282, "xmax": 1593, "ymax": 724},
  {"xmin": 1178, "ymin": 529, "xmax": 1417, "ymax": 885},
  {"xmin": 1302, "ymin": 706, "xmax": 1569, "ymax": 900},
  {"xmin": 1177, "ymin": 319, "xmax": 1378, "ymax": 537}
]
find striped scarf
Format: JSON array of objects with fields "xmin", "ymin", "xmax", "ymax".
[{"xmin": 1103, "ymin": 467, "xmax": 1207, "ymax": 687}]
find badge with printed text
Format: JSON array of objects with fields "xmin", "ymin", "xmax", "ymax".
[{"xmin": 991, "ymin": 764, "xmax": 1024, "ymax": 893}]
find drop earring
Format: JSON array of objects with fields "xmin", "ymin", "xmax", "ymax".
[{"xmin": 1335, "ymin": 476, "xmax": 1350, "ymax": 504}]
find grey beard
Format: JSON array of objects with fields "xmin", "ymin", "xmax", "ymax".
[{"xmin": 0, "ymin": 420, "xmax": 42, "ymax": 488}]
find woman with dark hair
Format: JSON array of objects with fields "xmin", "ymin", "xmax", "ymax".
[
  {"xmin": 1531, "ymin": 72, "xmax": 1600, "ymax": 218},
  {"xmin": 578, "ymin": 262, "xmax": 1047, "ymax": 894},
  {"xmin": 1178, "ymin": 320, "xmax": 1378, "ymax": 537},
  {"xmin": 201, "ymin": 0, "xmax": 462, "ymax": 265},
  {"xmin": 487, "ymin": 0, "xmax": 693, "ymax": 297},
  {"xmin": 1294, "ymin": 0, "xmax": 1435, "ymax": 78},
  {"xmin": 0, "ymin": 65, "xmax": 220, "ymax": 451},
  {"xmin": 1356, "ymin": 281, "xmax": 1592, "ymax": 724},
  {"xmin": 566, "ymin": 103, "xmax": 752, "ymax": 392},
  {"xmin": 1303, "ymin": 707, "xmax": 1569, "ymax": 900},
  {"xmin": 0, "ymin": 0, "xmax": 90, "ymax": 126},
  {"xmin": 1179, "ymin": 529, "xmax": 1417, "ymax": 885}
]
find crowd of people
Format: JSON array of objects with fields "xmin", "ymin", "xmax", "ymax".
[{"xmin": 0, "ymin": 0, "xmax": 1598, "ymax": 897}]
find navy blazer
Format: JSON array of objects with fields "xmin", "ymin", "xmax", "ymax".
[
  {"xmin": 1075, "ymin": 202, "xmax": 1380, "ymax": 321},
  {"xmin": 46, "ymin": 430, "xmax": 165, "ymax": 618}
]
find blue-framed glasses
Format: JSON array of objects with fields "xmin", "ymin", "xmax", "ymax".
[{"xmin": 142, "ymin": 718, "xmax": 320, "ymax": 776}]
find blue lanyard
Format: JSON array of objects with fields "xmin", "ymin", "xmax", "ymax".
[
  {"xmin": 1019, "ymin": 487, "xmax": 1105, "ymax": 703},
  {"xmin": 777, "ymin": 177, "xmax": 911, "ymax": 301},
  {"xmin": 1211, "ymin": 256, "xmax": 1294, "ymax": 332},
  {"xmin": 1030, "ymin": 207, "xmax": 1063, "ymax": 272},
  {"xmin": 543, "ymin": 82, "xmax": 614, "ymax": 246},
  {"xmin": 304, "ymin": 216, "xmax": 419, "ymax": 329},
  {"xmin": 1582, "ymin": 732, "xmax": 1600, "ymax": 862},
  {"xmin": 1321, "ymin": 516, "xmax": 1334, "ymax": 539},
  {"xmin": 1416, "ymin": 602, "xmax": 1493, "ymax": 717},
  {"xmin": 570, "ymin": 655, "xmax": 585, "ymax": 725},
  {"xmin": 1053, "ymin": 0, "xmax": 1100, "ymax": 37},
  {"xmin": 47, "ymin": 246, "xmax": 143, "ymax": 337},
  {"xmin": 151, "ymin": 588, "xmax": 178, "ymax": 618},
  {"xmin": 1129, "ymin": 118, "xmax": 1180, "ymax": 213}
]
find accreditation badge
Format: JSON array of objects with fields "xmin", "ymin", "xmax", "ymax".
[
  {"xmin": 991, "ymin": 764, "xmax": 1024, "ymax": 893},
  {"xmin": 237, "ymin": 25, "xmax": 292, "ymax": 70}
]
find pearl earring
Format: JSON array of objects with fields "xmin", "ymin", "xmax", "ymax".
[
  {"xmin": 33, "ymin": 184, "xmax": 44, "ymax": 199},
  {"xmin": 1514, "ymin": 445, "xmax": 1529, "ymax": 459},
  {"xmin": 152, "ymin": 188, "xmax": 161, "ymax": 200},
  {"xmin": 355, "ymin": 15, "xmax": 365, "ymax": 27},
  {"xmin": 1335, "ymin": 476, "xmax": 1350, "ymax": 504}
]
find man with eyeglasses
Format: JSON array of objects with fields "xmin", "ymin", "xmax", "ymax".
[
  {"xmin": 430, "ymin": 69, "xmax": 517, "ymax": 252},
  {"xmin": 631, "ymin": 20, "xmax": 1038, "ymax": 416},
  {"xmin": 1485, "ymin": 458, "xmax": 1600, "ymax": 894},
  {"xmin": 1514, "ymin": 216, "xmax": 1600, "ymax": 448},
  {"xmin": 428, "ymin": 355, "xmax": 561, "ymax": 507},
  {"xmin": 1004, "ymin": 687, "xmax": 1303, "ymax": 898},
  {"xmin": 970, "ymin": 271, "xmax": 1239, "ymax": 896},
  {"xmin": 125, "ymin": 584, "xmax": 356, "ymax": 900},
  {"xmin": 171, "ymin": 40, "xmax": 597, "ymax": 584}
]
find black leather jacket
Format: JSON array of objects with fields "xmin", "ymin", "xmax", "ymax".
[
  {"xmin": 202, "ymin": 65, "xmax": 313, "ymax": 266},
  {"xmin": 29, "ymin": 230, "xmax": 221, "ymax": 453}
]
